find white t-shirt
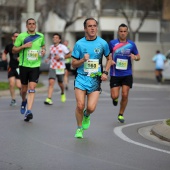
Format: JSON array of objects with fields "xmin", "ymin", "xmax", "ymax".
[{"xmin": 49, "ymin": 43, "xmax": 70, "ymax": 69}]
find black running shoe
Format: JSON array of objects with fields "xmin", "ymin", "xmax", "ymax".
[
  {"xmin": 112, "ymin": 98, "xmax": 118, "ymax": 106},
  {"xmin": 24, "ymin": 111, "xmax": 33, "ymax": 122}
]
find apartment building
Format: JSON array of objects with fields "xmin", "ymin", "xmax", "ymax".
[{"xmin": 1, "ymin": 0, "xmax": 170, "ymax": 71}]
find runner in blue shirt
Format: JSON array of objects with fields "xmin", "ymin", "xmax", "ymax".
[
  {"xmin": 152, "ymin": 50, "xmax": 166, "ymax": 83},
  {"xmin": 109, "ymin": 23, "xmax": 140, "ymax": 123},
  {"xmin": 72, "ymin": 17, "xmax": 112, "ymax": 138}
]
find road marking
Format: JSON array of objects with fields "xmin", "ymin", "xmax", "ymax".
[
  {"xmin": 113, "ymin": 120, "xmax": 170, "ymax": 155},
  {"xmin": 100, "ymin": 91, "xmax": 169, "ymax": 101},
  {"xmin": 99, "ymin": 98, "xmax": 157, "ymax": 101},
  {"xmin": 133, "ymin": 83, "xmax": 170, "ymax": 89}
]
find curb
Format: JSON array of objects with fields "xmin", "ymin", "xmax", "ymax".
[{"xmin": 151, "ymin": 120, "xmax": 170, "ymax": 142}]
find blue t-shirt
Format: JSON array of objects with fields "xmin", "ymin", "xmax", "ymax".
[
  {"xmin": 109, "ymin": 39, "xmax": 139, "ymax": 76},
  {"xmin": 152, "ymin": 53, "xmax": 166, "ymax": 69},
  {"xmin": 72, "ymin": 36, "xmax": 110, "ymax": 75}
]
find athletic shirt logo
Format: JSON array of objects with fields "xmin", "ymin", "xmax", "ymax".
[{"xmin": 94, "ymin": 48, "xmax": 100, "ymax": 54}]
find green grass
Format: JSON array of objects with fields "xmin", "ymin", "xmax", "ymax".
[
  {"xmin": 0, "ymin": 82, "xmax": 9, "ymax": 90},
  {"xmin": 166, "ymin": 119, "xmax": 170, "ymax": 126},
  {"xmin": 0, "ymin": 82, "xmax": 44, "ymax": 91}
]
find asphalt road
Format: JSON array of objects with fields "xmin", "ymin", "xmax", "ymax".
[{"xmin": 0, "ymin": 72, "xmax": 170, "ymax": 170}]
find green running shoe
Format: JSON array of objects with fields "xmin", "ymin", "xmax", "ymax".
[
  {"xmin": 44, "ymin": 98, "xmax": 53, "ymax": 105},
  {"xmin": 82, "ymin": 110, "xmax": 90, "ymax": 130},
  {"xmin": 74, "ymin": 128, "xmax": 83, "ymax": 138},
  {"xmin": 118, "ymin": 115, "xmax": 125, "ymax": 123},
  {"xmin": 61, "ymin": 93, "xmax": 66, "ymax": 103}
]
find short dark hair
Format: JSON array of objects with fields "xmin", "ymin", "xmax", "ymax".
[
  {"xmin": 53, "ymin": 33, "xmax": 62, "ymax": 40},
  {"xmin": 83, "ymin": 18, "xmax": 98, "ymax": 28},
  {"xmin": 26, "ymin": 18, "xmax": 36, "ymax": 25},
  {"xmin": 12, "ymin": 32, "xmax": 19, "ymax": 36},
  {"xmin": 118, "ymin": 23, "xmax": 128, "ymax": 30}
]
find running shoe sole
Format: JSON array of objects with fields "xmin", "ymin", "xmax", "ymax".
[
  {"xmin": 10, "ymin": 103, "xmax": 17, "ymax": 106},
  {"xmin": 24, "ymin": 113, "xmax": 33, "ymax": 122},
  {"xmin": 74, "ymin": 129, "xmax": 83, "ymax": 138},
  {"xmin": 44, "ymin": 101, "xmax": 53, "ymax": 105},
  {"xmin": 118, "ymin": 115, "xmax": 125, "ymax": 123}
]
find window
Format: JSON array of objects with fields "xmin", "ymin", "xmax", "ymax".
[
  {"xmin": 101, "ymin": 32, "xmax": 114, "ymax": 43},
  {"xmin": 138, "ymin": 32, "xmax": 156, "ymax": 42},
  {"xmin": 75, "ymin": 32, "xmax": 85, "ymax": 41},
  {"xmin": 160, "ymin": 33, "xmax": 170, "ymax": 43}
]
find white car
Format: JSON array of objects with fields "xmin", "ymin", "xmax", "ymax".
[
  {"xmin": 39, "ymin": 55, "xmax": 50, "ymax": 73},
  {"xmin": 162, "ymin": 50, "xmax": 170, "ymax": 80}
]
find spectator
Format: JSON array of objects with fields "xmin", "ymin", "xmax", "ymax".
[{"xmin": 152, "ymin": 50, "xmax": 166, "ymax": 84}]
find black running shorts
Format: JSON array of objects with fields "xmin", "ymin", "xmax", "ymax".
[
  {"xmin": 19, "ymin": 66, "xmax": 40, "ymax": 85},
  {"xmin": 8, "ymin": 67, "xmax": 20, "ymax": 79},
  {"xmin": 110, "ymin": 75, "xmax": 133, "ymax": 88}
]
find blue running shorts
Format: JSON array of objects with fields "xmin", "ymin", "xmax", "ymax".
[{"xmin": 74, "ymin": 74, "xmax": 101, "ymax": 94}]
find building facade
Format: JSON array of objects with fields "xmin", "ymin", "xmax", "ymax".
[{"xmin": 1, "ymin": 0, "xmax": 170, "ymax": 71}]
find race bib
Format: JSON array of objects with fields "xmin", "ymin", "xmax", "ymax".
[
  {"xmin": 84, "ymin": 59, "xmax": 99, "ymax": 73},
  {"xmin": 116, "ymin": 58, "xmax": 128, "ymax": 70},
  {"xmin": 55, "ymin": 68, "xmax": 65, "ymax": 75},
  {"xmin": 27, "ymin": 50, "xmax": 39, "ymax": 61}
]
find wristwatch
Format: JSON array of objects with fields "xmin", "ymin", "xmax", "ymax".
[{"xmin": 103, "ymin": 71, "xmax": 108, "ymax": 75}]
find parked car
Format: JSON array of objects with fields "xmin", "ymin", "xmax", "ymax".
[
  {"xmin": 0, "ymin": 52, "xmax": 8, "ymax": 71},
  {"xmin": 162, "ymin": 50, "xmax": 170, "ymax": 80},
  {"xmin": 39, "ymin": 55, "xmax": 50, "ymax": 73}
]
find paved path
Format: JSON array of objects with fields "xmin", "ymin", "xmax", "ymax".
[
  {"xmin": 1, "ymin": 71, "xmax": 170, "ymax": 143},
  {"xmin": 0, "ymin": 70, "xmax": 170, "ymax": 170}
]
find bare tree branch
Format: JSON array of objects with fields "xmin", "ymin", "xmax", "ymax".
[
  {"xmin": 116, "ymin": 0, "xmax": 160, "ymax": 41},
  {"xmin": 135, "ymin": 10, "xmax": 149, "ymax": 34}
]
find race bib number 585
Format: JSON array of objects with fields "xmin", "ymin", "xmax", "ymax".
[{"xmin": 84, "ymin": 59, "xmax": 99, "ymax": 73}]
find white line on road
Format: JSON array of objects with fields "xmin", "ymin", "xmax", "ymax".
[
  {"xmin": 100, "ymin": 90, "xmax": 169, "ymax": 101},
  {"xmin": 133, "ymin": 83, "xmax": 170, "ymax": 89},
  {"xmin": 113, "ymin": 120, "xmax": 170, "ymax": 155}
]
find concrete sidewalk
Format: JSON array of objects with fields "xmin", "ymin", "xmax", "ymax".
[
  {"xmin": 151, "ymin": 120, "xmax": 170, "ymax": 142},
  {"xmin": 133, "ymin": 70, "xmax": 155, "ymax": 80},
  {"xmin": 134, "ymin": 71, "xmax": 170, "ymax": 143}
]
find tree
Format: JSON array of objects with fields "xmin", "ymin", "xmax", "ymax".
[
  {"xmin": 101, "ymin": 0, "xmax": 162, "ymax": 41},
  {"xmin": 0, "ymin": 0, "xmax": 25, "ymax": 50},
  {"xmin": 121, "ymin": 0, "xmax": 162, "ymax": 41},
  {"xmin": 36, "ymin": 0, "xmax": 96, "ymax": 39}
]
